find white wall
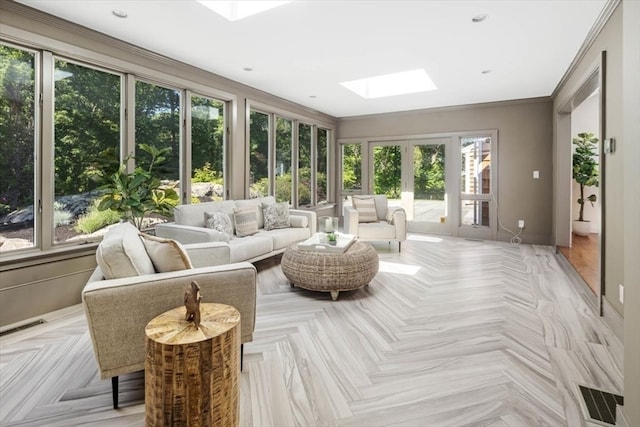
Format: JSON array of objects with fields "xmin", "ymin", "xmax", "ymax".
[{"xmin": 570, "ymin": 92, "xmax": 601, "ymax": 234}]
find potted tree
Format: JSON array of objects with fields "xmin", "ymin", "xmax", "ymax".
[
  {"xmin": 91, "ymin": 144, "xmax": 179, "ymax": 231},
  {"xmin": 572, "ymin": 132, "xmax": 599, "ymax": 236}
]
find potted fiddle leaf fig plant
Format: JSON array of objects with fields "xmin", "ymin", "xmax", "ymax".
[
  {"xmin": 91, "ymin": 144, "xmax": 179, "ymax": 230},
  {"xmin": 572, "ymin": 132, "xmax": 599, "ymax": 236}
]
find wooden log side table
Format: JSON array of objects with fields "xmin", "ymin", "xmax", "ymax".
[{"xmin": 144, "ymin": 303, "xmax": 240, "ymax": 427}]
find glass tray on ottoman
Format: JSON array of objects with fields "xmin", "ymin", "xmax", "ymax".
[{"xmin": 297, "ymin": 233, "xmax": 356, "ymax": 253}]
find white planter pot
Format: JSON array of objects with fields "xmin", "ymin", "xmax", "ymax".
[{"xmin": 573, "ymin": 220, "xmax": 591, "ymax": 236}]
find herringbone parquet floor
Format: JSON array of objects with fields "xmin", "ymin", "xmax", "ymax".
[{"xmin": 0, "ymin": 235, "xmax": 623, "ymax": 426}]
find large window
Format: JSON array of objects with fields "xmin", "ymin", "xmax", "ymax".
[
  {"xmin": 249, "ymin": 110, "xmax": 269, "ymax": 198},
  {"xmin": 298, "ymin": 123, "xmax": 312, "ymax": 206},
  {"xmin": 53, "ymin": 59, "xmax": 122, "ymax": 244},
  {"xmin": 275, "ymin": 116, "xmax": 292, "ymax": 203},
  {"xmin": 0, "ymin": 45, "xmax": 36, "ymax": 250},
  {"xmin": 341, "ymin": 143, "xmax": 362, "ymax": 193},
  {"xmin": 316, "ymin": 128, "xmax": 329, "ymax": 204},
  {"xmin": 135, "ymin": 81, "xmax": 181, "ymax": 182},
  {"xmin": 191, "ymin": 95, "xmax": 225, "ymax": 202},
  {"xmin": 248, "ymin": 107, "xmax": 332, "ymax": 207}
]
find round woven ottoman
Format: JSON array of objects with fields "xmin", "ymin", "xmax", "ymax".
[{"xmin": 281, "ymin": 241, "xmax": 379, "ymax": 300}]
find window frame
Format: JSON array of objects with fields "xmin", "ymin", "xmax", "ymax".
[{"xmin": 245, "ymin": 99, "xmax": 335, "ymax": 208}]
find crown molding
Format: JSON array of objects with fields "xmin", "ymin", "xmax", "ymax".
[
  {"xmin": 551, "ymin": 0, "xmax": 621, "ymax": 99},
  {"xmin": 338, "ymin": 96, "xmax": 551, "ymax": 122}
]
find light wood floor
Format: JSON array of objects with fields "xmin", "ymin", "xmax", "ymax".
[
  {"xmin": 0, "ymin": 235, "xmax": 623, "ymax": 426},
  {"xmin": 558, "ymin": 233, "xmax": 599, "ymax": 295}
]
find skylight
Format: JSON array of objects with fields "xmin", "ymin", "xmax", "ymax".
[
  {"xmin": 196, "ymin": 1, "xmax": 292, "ymax": 22},
  {"xmin": 340, "ymin": 69, "xmax": 437, "ymax": 99}
]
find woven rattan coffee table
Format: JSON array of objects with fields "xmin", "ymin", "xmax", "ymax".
[{"xmin": 281, "ymin": 240, "xmax": 379, "ymax": 300}]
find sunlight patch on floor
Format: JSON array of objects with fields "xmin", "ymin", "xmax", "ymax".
[{"xmin": 378, "ymin": 261, "xmax": 421, "ymax": 276}]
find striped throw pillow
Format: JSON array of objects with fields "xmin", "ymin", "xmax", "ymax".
[
  {"xmin": 233, "ymin": 207, "xmax": 259, "ymax": 237},
  {"xmin": 352, "ymin": 196, "xmax": 378, "ymax": 223}
]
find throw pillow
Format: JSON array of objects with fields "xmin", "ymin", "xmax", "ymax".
[
  {"xmin": 96, "ymin": 222, "xmax": 155, "ymax": 279},
  {"xmin": 139, "ymin": 233, "xmax": 193, "ymax": 273},
  {"xmin": 233, "ymin": 207, "xmax": 259, "ymax": 237},
  {"xmin": 262, "ymin": 202, "xmax": 291, "ymax": 231},
  {"xmin": 352, "ymin": 196, "xmax": 378, "ymax": 223},
  {"xmin": 204, "ymin": 210, "xmax": 233, "ymax": 238}
]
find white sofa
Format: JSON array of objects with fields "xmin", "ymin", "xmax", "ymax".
[
  {"xmin": 344, "ymin": 195, "xmax": 407, "ymax": 251},
  {"xmin": 155, "ymin": 196, "xmax": 317, "ymax": 263}
]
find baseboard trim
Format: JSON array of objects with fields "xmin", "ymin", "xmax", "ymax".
[{"xmin": 602, "ymin": 297, "xmax": 624, "ymax": 342}]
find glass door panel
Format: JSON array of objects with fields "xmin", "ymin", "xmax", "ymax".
[
  {"xmin": 458, "ymin": 135, "xmax": 496, "ymax": 239},
  {"xmin": 369, "ymin": 138, "xmax": 453, "ymax": 235},
  {"xmin": 408, "ymin": 139, "xmax": 452, "ymax": 234},
  {"xmin": 371, "ymin": 143, "xmax": 402, "ymax": 213}
]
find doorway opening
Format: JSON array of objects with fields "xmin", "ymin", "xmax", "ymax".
[{"xmin": 557, "ymin": 65, "xmax": 603, "ymax": 302}]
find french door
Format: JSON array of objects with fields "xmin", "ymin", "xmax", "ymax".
[
  {"xmin": 369, "ymin": 138, "xmax": 454, "ymax": 235},
  {"xmin": 367, "ymin": 131, "xmax": 497, "ymax": 238}
]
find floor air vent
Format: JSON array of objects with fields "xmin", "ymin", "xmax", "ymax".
[
  {"xmin": 0, "ymin": 319, "xmax": 46, "ymax": 337},
  {"xmin": 579, "ymin": 385, "xmax": 623, "ymax": 426}
]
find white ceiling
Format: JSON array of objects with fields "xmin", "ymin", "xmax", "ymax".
[{"xmin": 17, "ymin": 0, "xmax": 607, "ymax": 118}]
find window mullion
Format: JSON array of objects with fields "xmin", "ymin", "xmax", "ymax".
[
  {"xmin": 183, "ymin": 90, "xmax": 192, "ymax": 204},
  {"xmin": 124, "ymin": 74, "xmax": 136, "ymax": 171},
  {"xmin": 292, "ymin": 121, "xmax": 299, "ymax": 208},
  {"xmin": 40, "ymin": 51, "xmax": 54, "ymax": 251}
]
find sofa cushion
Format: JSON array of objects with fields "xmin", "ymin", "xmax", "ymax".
[
  {"xmin": 257, "ymin": 228, "xmax": 311, "ymax": 250},
  {"xmin": 262, "ymin": 202, "xmax": 291, "ymax": 231},
  {"xmin": 229, "ymin": 235, "xmax": 273, "ymax": 263},
  {"xmin": 139, "ymin": 233, "xmax": 193, "ymax": 273},
  {"xmin": 352, "ymin": 196, "xmax": 378, "ymax": 223},
  {"xmin": 358, "ymin": 222, "xmax": 397, "ymax": 239},
  {"xmin": 204, "ymin": 210, "xmax": 234, "ymax": 238},
  {"xmin": 233, "ymin": 207, "xmax": 259, "ymax": 237},
  {"xmin": 95, "ymin": 222, "xmax": 155, "ymax": 279},
  {"xmin": 235, "ymin": 196, "xmax": 275, "ymax": 229}
]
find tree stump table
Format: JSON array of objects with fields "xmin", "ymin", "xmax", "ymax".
[{"xmin": 144, "ymin": 303, "xmax": 240, "ymax": 427}]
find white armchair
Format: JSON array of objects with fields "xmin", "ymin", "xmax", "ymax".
[{"xmin": 343, "ymin": 195, "xmax": 407, "ymax": 251}]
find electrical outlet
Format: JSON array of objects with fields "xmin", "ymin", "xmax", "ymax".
[
  {"xmin": 619, "ymin": 284, "xmax": 624, "ymax": 304},
  {"xmin": 518, "ymin": 220, "xmax": 525, "ymax": 228}
]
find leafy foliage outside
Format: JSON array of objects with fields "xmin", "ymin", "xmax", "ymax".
[
  {"xmin": 572, "ymin": 132, "xmax": 599, "ymax": 222},
  {"xmin": 91, "ymin": 144, "xmax": 179, "ymax": 230},
  {"xmin": 0, "ymin": 45, "xmax": 35, "ymax": 213},
  {"xmin": 74, "ymin": 200, "xmax": 121, "ymax": 234},
  {"xmin": 343, "ymin": 143, "xmax": 444, "ymax": 201},
  {"xmin": 342, "ymin": 144, "xmax": 362, "ymax": 191}
]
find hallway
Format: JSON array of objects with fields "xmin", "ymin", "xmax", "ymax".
[{"xmin": 558, "ymin": 233, "xmax": 599, "ymax": 294}]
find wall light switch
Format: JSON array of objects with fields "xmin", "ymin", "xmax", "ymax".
[
  {"xmin": 619, "ymin": 284, "xmax": 624, "ymax": 304},
  {"xmin": 533, "ymin": 170, "xmax": 539, "ymax": 179}
]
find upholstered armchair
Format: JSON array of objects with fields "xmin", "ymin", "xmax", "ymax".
[
  {"xmin": 82, "ymin": 222, "xmax": 257, "ymax": 409},
  {"xmin": 343, "ymin": 195, "xmax": 407, "ymax": 251}
]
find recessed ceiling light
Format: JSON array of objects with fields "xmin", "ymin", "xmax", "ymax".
[
  {"xmin": 472, "ymin": 14, "xmax": 488, "ymax": 23},
  {"xmin": 481, "ymin": 69, "xmax": 492, "ymax": 74},
  {"xmin": 340, "ymin": 69, "xmax": 437, "ymax": 99},
  {"xmin": 243, "ymin": 67, "xmax": 253, "ymax": 71},
  {"xmin": 309, "ymin": 95, "xmax": 317, "ymax": 98},
  {"xmin": 197, "ymin": 1, "xmax": 292, "ymax": 22},
  {"xmin": 112, "ymin": 10, "xmax": 128, "ymax": 18}
]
